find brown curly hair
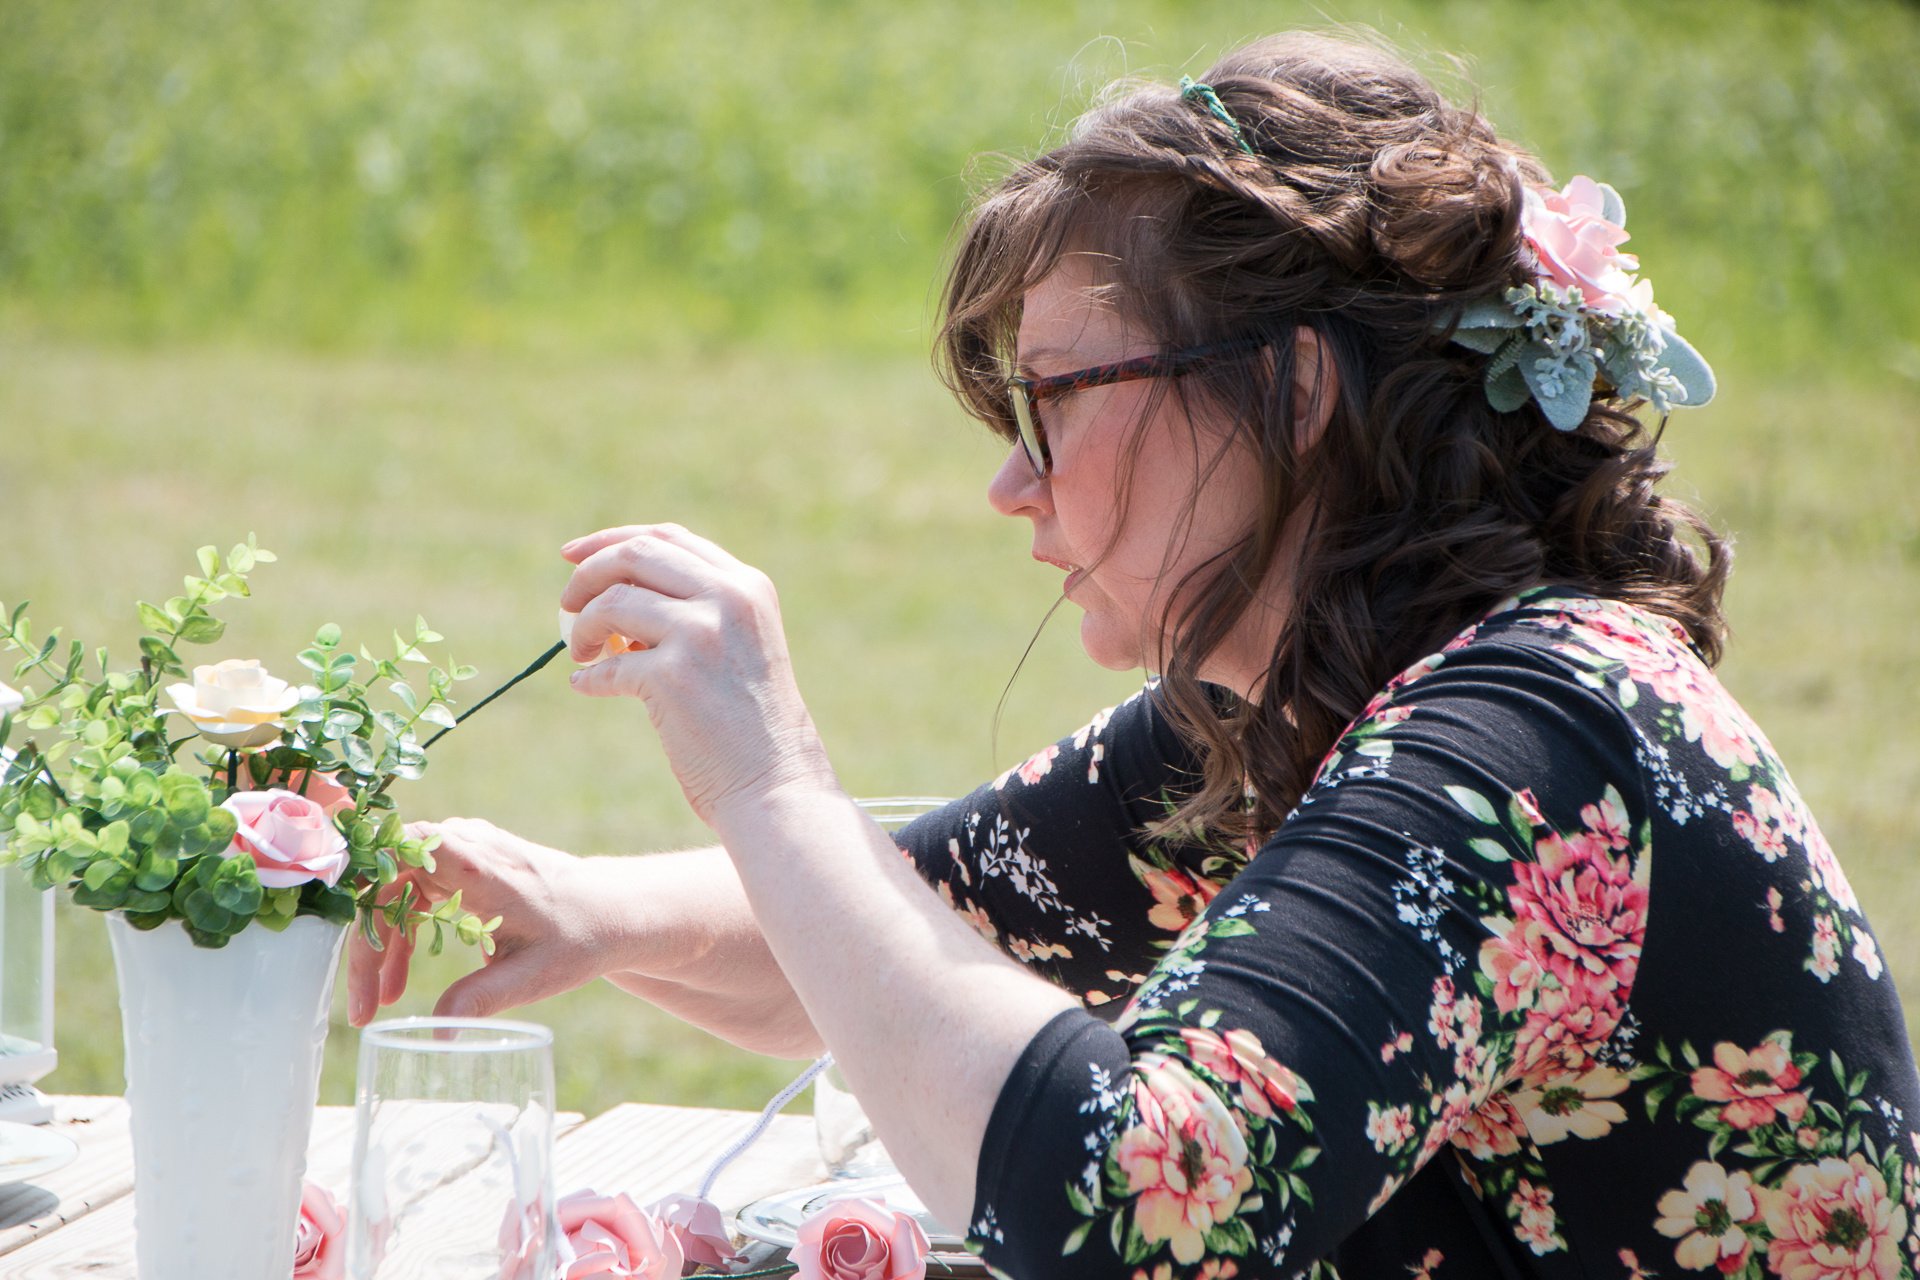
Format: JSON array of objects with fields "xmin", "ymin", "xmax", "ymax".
[{"xmin": 936, "ymin": 31, "xmax": 1731, "ymax": 845}]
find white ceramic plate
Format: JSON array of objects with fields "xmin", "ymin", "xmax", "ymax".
[
  {"xmin": 0, "ymin": 1121, "xmax": 78, "ymax": 1185},
  {"xmin": 734, "ymin": 1172, "xmax": 963, "ymax": 1251}
]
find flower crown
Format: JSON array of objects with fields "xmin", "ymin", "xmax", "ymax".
[{"xmin": 1447, "ymin": 175, "xmax": 1715, "ymax": 430}]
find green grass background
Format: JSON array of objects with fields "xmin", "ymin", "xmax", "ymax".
[{"xmin": 1, "ymin": 0, "xmax": 1916, "ymax": 1119}]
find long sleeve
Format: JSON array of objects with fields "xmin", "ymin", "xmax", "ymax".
[
  {"xmin": 964, "ymin": 637, "xmax": 1653, "ymax": 1278},
  {"xmin": 894, "ymin": 682, "xmax": 1247, "ymax": 1012}
]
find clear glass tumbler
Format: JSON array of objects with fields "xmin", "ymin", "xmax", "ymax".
[
  {"xmin": 815, "ymin": 797, "xmax": 952, "ymax": 1178},
  {"xmin": 349, "ymin": 1017, "xmax": 558, "ymax": 1279}
]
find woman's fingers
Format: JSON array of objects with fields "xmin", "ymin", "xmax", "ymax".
[
  {"xmin": 561, "ymin": 531, "xmax": 714, "ymax": 615},
  {"xmin": 563, "ymin": 581, "xmax": 678, "ymax": 663},
  {"xmin": 561, "ymin": 522, "xmax": 743, "ymax": 571},
  {"xmin": 348, "ymin": 874, "xmax": 416, "ymax": 1026}
]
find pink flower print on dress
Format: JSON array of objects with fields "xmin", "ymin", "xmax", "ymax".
[
  {"xmin": 1652, "ymin": 1160, "xmax": 1760, "ymax": 1274},
  {"xmin": 1812, "ymin": 913, "xmax": 1844, "ymax": 983},
  {"xmin": 1176, "ymin": 1025, "xmax": 1305, "ymax": 1120},
  {"xmin": 1365, "ymin": 1102, "xmax": 1417, "ymax": 1153},
  {"xmin": 1450, "ymin": 1091, "xmax": 1527, "ymax": 1161},
  {"xmin": 1762, "ymin": 1154, "xmax": 1909, "ymax": 1280},
  {"xmin": 1508, "ymin": 789, "xmax": 1649, "ymax": 992},
  {"xmin": 1134, "ymin": 858, "xmax": 1222, "ymax": 934},
  {"xmin": 1113, "ymin": 1056, "xmax": 1255, "ymax": 1265},
  {"xmin": 1689, "ymin": 1038, "xmax": 1810, "ymax": 1131},
  {"xmin": 1511, "ymin": 1178, "xmax": 1565, "ymax": 1254}
]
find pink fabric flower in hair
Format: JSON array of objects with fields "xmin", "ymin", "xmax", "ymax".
[
  {"xmin": 1521, "ymin": 176, "xmax": 1640, "ymax": 314},
  {"xmin": 292, "ymin": 1181, "xmax": 346, "ymax": 1280},
  {"xmin": 645, "ymin": 1193, "xmax": 739, "ymax": 1270},
  {"xmin": 792, "ymin": 1197, "xmax": 931, "ymax": 1280}
]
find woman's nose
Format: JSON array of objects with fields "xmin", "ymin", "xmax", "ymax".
[{"xmin": 987, "ymin": 443, "xmax": 1050, "ymax": 518}]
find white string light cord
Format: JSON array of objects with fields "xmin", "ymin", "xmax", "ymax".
[{"xmin": 696, "ymin": 1052, "xmax": 834, "ymax": 1202}]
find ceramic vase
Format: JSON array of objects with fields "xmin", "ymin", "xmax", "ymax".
[{"xmin": 107, "ymin": 912, "xmax": 348, "ymax": 1279}]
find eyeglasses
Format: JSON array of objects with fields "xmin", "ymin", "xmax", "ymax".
[{"xmin": 1005, "ymin": 337, "xmax": 1266, "ymax": 480}]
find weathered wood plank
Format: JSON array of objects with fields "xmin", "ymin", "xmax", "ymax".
[
  {"xmin": 0, "ymin": 1095, "xmax": 133, "ymax": 1257},
  {"xmin": 1, "ymin": 1103, "xmax": 580, "ymax": 1277}
]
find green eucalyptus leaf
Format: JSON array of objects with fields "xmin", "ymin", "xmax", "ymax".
[
  {"xmin": 176, "ymin": 615, "xmax": 226, "ymax": 645},
  {"xmin": 196, "ymin": 546, "xmax": 221, "ymax": 578},
  {"xmin": 137, "ymin": 602, "xmax": 173, "ymax": 634}
]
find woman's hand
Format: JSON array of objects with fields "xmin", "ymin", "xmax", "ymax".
[
  {"xmin": 558, "ymin": 523, "xmax": 837, "ymax": 824},
  {"xmin": 346, "ymin": 817, "xmax": 618, "ymax": 1026}
]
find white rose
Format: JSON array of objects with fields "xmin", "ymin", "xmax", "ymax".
[
  {"xmin": 557, "ymin": 608, "xmax": 641, "ymax": 666},
  {"xmin": 165, "ymin": 659, "xmax": 300, "ymax": 748},
  {"xmin": 0, "ymin": 682, "xmax": 21, "ymax": 716}
]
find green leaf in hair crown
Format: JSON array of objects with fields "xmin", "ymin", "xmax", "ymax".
[{"xmin": 1445, "ymin": 175, "xmax": 1715, "ymax": 430}]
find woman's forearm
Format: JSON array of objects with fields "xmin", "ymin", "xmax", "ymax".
[
  {"xmin": 709, "ymin": 786, "xmax": 1080, "ymax": 1228},
  {"xmin": 591, "ymin": 845, "xmax": 825, "ymax": 1058}
]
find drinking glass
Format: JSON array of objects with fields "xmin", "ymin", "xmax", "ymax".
[
  {"xmin": 348, "ymin": 1018, "xmax": 557, "ymax": 1279},
  {"xmin": 815, "ymin": 797, "xmax": 952, "ymax": 1178}
]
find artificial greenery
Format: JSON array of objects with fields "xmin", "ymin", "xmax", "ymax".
[{"xmin": 0, "ymin": 537, "xmax": 500, "ymax": 952}]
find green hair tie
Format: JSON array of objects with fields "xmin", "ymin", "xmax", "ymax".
[{"xmin": 1179, "ymin": 76, "xmax": 1257, "ymax": 157}]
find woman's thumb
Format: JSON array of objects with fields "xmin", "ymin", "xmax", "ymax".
[{"xmin": 433, "ymin": 961, "xmax": 528, "ymax": 1020}]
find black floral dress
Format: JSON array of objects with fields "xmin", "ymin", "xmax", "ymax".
[{"xmin": 894, "ymin": 586, "xmax": 1920, "ymax": 1280}]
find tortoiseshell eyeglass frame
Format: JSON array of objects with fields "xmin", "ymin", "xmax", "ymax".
[{"xmin": 1005, "ymin": 337, "xmax": 1267, "ymax": 479}]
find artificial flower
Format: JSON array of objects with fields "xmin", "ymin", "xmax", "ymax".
[
  {"xmin": 221, "ymin": 788, "xmax": 350, "ymax": 888},
  {"xmin": 292, "ymin": 1180, "xmax": 346, "ymax": 1280},
  {"xmin": 165, "ymin": 658, "xmax": 300, "ymax": 748},
  {"xmin": 556, "ymin": 1189, "xmax": 684, "ymax": 1280},
  {"xmin": 792, "ymin": 1196, "xmax": 931, "ymax": 1280},
  {"xmin": 242, "ymin": 754, "xmax": 356, "ymax": 818},
  {"xmin": 646, "ymin": 1193, "xmax": 739, "ymax": 1270}
]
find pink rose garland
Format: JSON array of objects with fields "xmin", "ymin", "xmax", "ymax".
[
  {"xmin": 293, "ymin": 1181, "xmax": 346, "ymax": 1280},
  {"xmin": 555, "ymin": 1190, "xmax": 684, "ymax": 1280},
  {"xmin": 791, "ymin": 1197, "xmax": 930, "ymax": 1280}
]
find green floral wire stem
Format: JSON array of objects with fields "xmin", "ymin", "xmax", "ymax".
[
  {"xmin": 420, "ymin": 640, "xmax": 568, "ymax": 750},
  {"xmin": 1178, "ymin": 76, "xmax": 1257, "ymax": 156}
]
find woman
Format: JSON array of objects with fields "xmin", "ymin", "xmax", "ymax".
[{"xmin": 350, "ymin": 33, "xmax": 1920, "ymax": 1279}]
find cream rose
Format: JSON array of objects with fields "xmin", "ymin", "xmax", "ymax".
[
  {"xmin": 558, "ymin": 608, "xmax": 642, "ymax": 666},
  {"xmin": 165, "ymin": 658, "xmax": 300, "ymax": 749},
  {"xmin": 221, "ymin": 788, "xmax": 350, "ymax": 888},
  {"xmin": 0, "ymin": 681, "xmax": 21, "ymax": 716}
]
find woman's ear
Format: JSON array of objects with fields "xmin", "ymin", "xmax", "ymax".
[{"xmin": 1291, "ymin": 327, "xmax": 1338, "ymax": 452}]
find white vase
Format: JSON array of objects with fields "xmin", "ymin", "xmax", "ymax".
[{"xmin": 107, "ymin": 912, "xmax": 348, "ymax": 1280}]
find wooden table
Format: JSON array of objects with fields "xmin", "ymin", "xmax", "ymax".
[{"xmin": 0, "ymin": 1093, "xmax": 933, "ymax": 1277}]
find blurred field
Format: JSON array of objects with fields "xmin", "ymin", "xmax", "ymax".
[{"xmin": 1, "ymin": 0, "xmax": 1917, "ymax": 1119}]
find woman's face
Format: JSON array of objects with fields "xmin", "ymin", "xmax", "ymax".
[{"xmin": 987, "ymin": 255, "xmax": 1278, "ymax": 690}]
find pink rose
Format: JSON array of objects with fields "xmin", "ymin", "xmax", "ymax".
[
  {"xmin": 242, "ymin": 757, "xmax": 357, "ymax": 818},
  {"xmin": 556, "ymin": 1190, "xmax": 683, "ymax": 1280},
  {"xmin": 1521, "ymin": 176, "xmax": 1640, "ymax": 314},
  {"xmin": 293, "ymin": 1181, "xmax": 345, "ymax": 1280},
  {"xmin": 221, "ymin": 788, "xmax": 350, "ymax": 888},
  {"xmin": 644, "ymin": 1193, "xmax": 738, "ymax": 1271},
  {"xmin": 792, "ymin": 1196, "xmax": 931, "ymax": 1280}
]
